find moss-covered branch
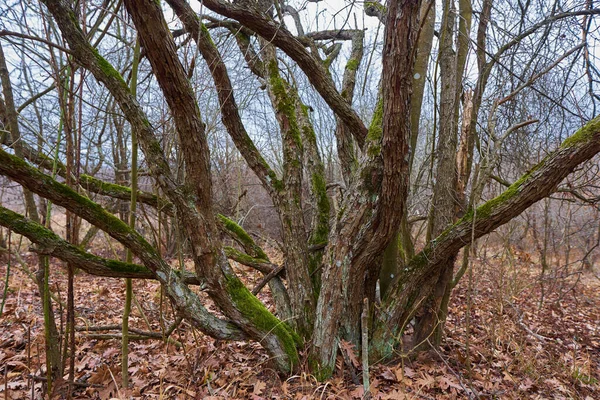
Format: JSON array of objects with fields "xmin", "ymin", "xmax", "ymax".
[
  {"xmin": 224, "ymin": 246, "xmax": 277, "ymax": 274},
  {"xmin": 0, "ymin": 205, "xmax": 200, "ymax": 284},
  {"xmin": 218, "ymin": 215, "xmax": 269, "ymax": 260},
  {"xmin": 0, "ymin": 146, "xmax": 244, "ymax": 340},
  {"xmin": 372, "ymin": 115, "xmax": 600, "ymax": 359},
  {"xmin": 1, "ymin": 107, "xmax": 174, "ymax": 216}
]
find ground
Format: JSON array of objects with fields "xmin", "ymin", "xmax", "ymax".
[{"xmin": 0, "ymin": 245, "xmax": 598, "ymax": 399}]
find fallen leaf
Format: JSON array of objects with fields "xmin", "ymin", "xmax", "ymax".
[
  {"xmin": 253, "ymin": 380, "xmax": 266, "ymax": 395},
  {"xmin": 340, "ymin": 340, "xmax": 361, "ymax": 369}
]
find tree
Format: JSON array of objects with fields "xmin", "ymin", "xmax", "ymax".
[{"xmin": 0, "ymin": 0, "xmax": 599, "ymax": 381}]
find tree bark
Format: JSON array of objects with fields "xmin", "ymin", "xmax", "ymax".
[
  {"xmin": 310, "ymin": 0, "xmax": 421, "ymax": 378},
  {"xmin": 413, "ymin": 0, "xmax": 460, "ymax": 350}
]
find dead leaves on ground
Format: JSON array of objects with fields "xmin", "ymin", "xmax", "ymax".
[{"xmin": 0, "ymin": 251, "xmax": 599, "ymax": 399}]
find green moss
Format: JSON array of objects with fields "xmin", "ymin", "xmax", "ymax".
[
  {"xmin": 364, "ymin": 1, "xmax": 387, "ymax": 13},
  {"xmin": 93, "ymin": 48, "xmax": 126, "ymax": 84},
  {"xmin": 102, "ymin": 258, "xmax": 150, "ymax": 274},
  {"xmin": 0, "ymin": 208, "xmax": 58, "ymax": 243},
  {"xmin": 309, "ymin": 357, "xmax": 334, "ymax": 382},
  {"xmin": 267, "ymin": 60, "xmax": 302, "ymax": 150},
  {"xmin": 368, "ymin": 98, "xmax": 384, "ymax": 143},
  {"xmin": 8, "ymin": 151, "xmax": 158, "ymax": 258},
  {"xmin": 224, "ymin": 272, "xmax": 301, "ymax": 364},
  {"xmin": 271, "ymin": 174, "xmax": 285, "ymax": 192},
  {"xmin": 224, "ymin": 247, "xmax": 267, "ymax": 266},
  {"xmin": 322, "ymin": 56, "xmax": 335, "ymax": 70},
  {"xmin": 367, "ymin": 144, "xmax": 381, "ymax": 158},
  {"xmin": 307, "ymin": 170, "xmax": 330, "ymax": 293},
  {"xmin": 300, "ymin": 106, "xmax": 318, "ymax": 142},
  {"xmin": 200, "ymin": 23, "xmax": 215, "ymax": 46},
  {"xmin": 309, "ymin": 172, "xmax": 330, "ymax": 244},
  {"xmin": 346, "ymin": 58, "xmax": 360, "ymax": 71},
  {"xmin": 81, "ymin": 175, "xmax": 129, "ymax": 195},
  {"xmin": 560, "ymin": 116, "xmax": 600, "ymax": 149},
  {"xmin": 466, "ymin": 163, "xmax": 540, "ymax": 221},
  {"xmin": 0, "ymin": 206, "xmax": 152, "ymax": 277},
  {"xmin": 219, "ymin": 216, "xmax": 268, "ymax": 260}
]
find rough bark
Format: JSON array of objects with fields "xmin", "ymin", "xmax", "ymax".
[
  {"xmin": 166, "ymin": 0, "xmax": 292, "ymax": 323},
  {"xmin": 165, "ymin": 0, "xmax": 282, "ymax": 198},
  {"xmin": 297, "ymin": 104, "xmax": 330, "ymax": 293},
  {"xmin": 310, "ymin": 0, "xmax": 421, "ymax": 378},
  {"xmin": 0, "ymin": 134, "xmax": 174, "ymax": 214},
  {"xmin": 0, "ymin": 147, "xmax": 245, "ymax": 340},
  {"xmin": 380, "ymin": 0, "xmax": 435, "ymax": 296},
  {"xmin": 260, "ymin": 34, "xmax": 315, "ymax": 338},
  {"xmin": 123, "ymin": 0, "xmax": 300, "ymax": 372}
]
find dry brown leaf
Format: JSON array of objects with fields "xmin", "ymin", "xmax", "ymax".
[
  {"xmin": 253, "ymin": 380, "xmax": 266, "ymax": 395},
  {"xmin": 380, "ymin": 367, "xmax": 397, "ymax": 382},
  {"xmin": 415, "ymin": 372, "xmax": 435, "ymax": 388},
  {"xmin": 340, "ymin": 340, "xmax": 361, "ymax": 368},
  {"xmin": 382, "ymin": 389, "xmax": 407, "ymax": 399}
]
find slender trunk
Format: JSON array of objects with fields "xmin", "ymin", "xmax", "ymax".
[
  {"xmin": 122, "ymin": 36, "xmax": 140, "ymax": 388},
  {"xmin": 261, "ymin": 41, "xmax": 315, "ymax": 337},
  {"xmin": 380, "ymin": 0, "xmax": 435, "ymax": 296},
  {"xmin": 413, "ymin": 0, "xmax": 460, "ymax": 349},
  {"xmin": 0, "ymin": 43, "xmax": 62, "ymax": 388}
]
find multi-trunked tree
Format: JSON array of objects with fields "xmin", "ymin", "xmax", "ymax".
[{"xmin": 1, "ymin": 0, "xmax": 599, "ymax": 382}]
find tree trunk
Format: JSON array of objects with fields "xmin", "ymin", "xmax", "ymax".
[
  {"xmin": 311, "ymin": 0, "xmax": 422, "ymax": 378},
  {"xmin": 413, "ymin": 0, "xmax": 460, "ymax": 349},
  {"xmin": 380, "ymin": 0, "xmax": 435, "ymax": 297}
]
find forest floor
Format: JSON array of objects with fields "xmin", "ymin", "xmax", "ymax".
[{"xmin": 0, "ymin": 246, "xmax": 599, "ymax": 399}]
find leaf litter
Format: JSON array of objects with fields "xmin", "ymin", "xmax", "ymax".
[{"xmin": 0, "ymin": 247, "xmax": 598, "ymax": 399}]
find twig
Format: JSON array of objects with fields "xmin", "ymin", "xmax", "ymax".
[
  {"xmin": 28, "ymin": 375, "xmax": 103, "ymax": 388},
  {"xmin": 361, "ymin": 298, "xmax": 370, "ymax": 400},
  {"xmin": 80, "ymin": 333, "xmax": 182, "ymax": 348},
  {"xmin": 429, "ymin": 341, "xmax": 481, "ymax": 399},
  {"xmin": 252, "ymin": 264, "xmax": 285, "ymax": 295},
  {"xmin": 505, "ymin": 301, "xmax": 552, "ymax": 342}
]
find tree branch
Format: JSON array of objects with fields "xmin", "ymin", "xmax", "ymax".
[
  {"xmin": 375, "ymin": 116, "xmax": 600, "ymax": 356},
  {"xmin": 0, "ymin": 146, "xmax": 244, "ymax": 341},
  {"xmin": 199, "ymin": 0, "xmax": 368, "ymax": 147},
  {"xmin": 0, "ymin": 205, "xmax": 203, "ymax": 284}
]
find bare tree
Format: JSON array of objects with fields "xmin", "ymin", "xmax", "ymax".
[{"xmin": 0, "ymin": 0, "xmax": 599, "ymax": 381}]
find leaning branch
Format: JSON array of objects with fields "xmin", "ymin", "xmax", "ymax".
[
  {"xmin": 377, "ymin": 116, "xmax": 600, "ymax": 348},
  {"xmin": 0, "ymin": 205, "xmax": 201, "ymax": 285},
  {"xmin": 0, "ymin": 147, "xmax": 244, "ymax": 341},
  {"xmin": 166, "ymin": 0, "xmax": 282, "ymax": 198}
]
